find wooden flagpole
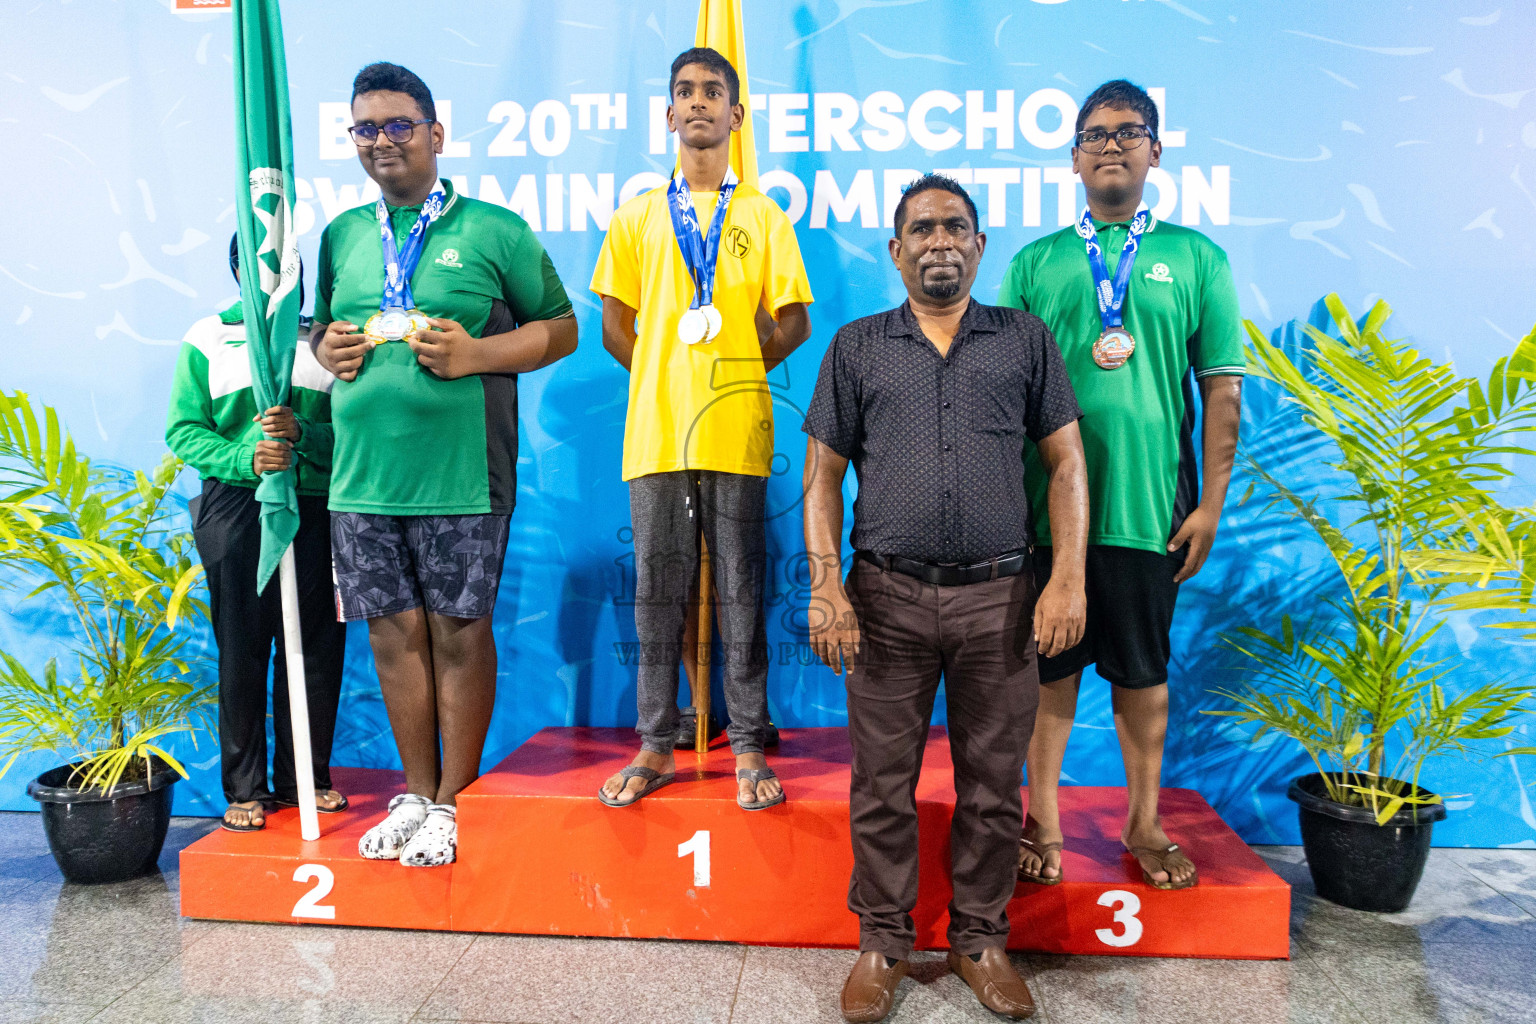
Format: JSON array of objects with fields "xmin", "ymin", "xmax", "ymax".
[{"xmin": 693, "ymin": 536, "xmax": 714, "ymax": 755}]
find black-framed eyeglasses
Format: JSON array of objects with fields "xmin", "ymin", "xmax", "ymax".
[
  {"xmin": 1075, "ymin": 126, "xmax": 1155, "ymax": 153},
  {"xmin": 347, "ymin": 118, "xmax": 434, "ymax": 147}
]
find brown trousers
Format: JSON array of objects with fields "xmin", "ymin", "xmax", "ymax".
[{"xmin": 843, "ymin": 558, "xmax": 1041, "ymax": 961}]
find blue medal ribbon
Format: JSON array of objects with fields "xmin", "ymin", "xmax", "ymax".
[
  {"xmin": 667, "ymin": 166, "xmax": 738, "ymax": 314},
  {"xmin": 1076, "ymin": 204, "xmax": 1150, "ymax": 334},
  {"xmin": 377, "ymin": 182, "xmax": 447, "ymax": 316}
]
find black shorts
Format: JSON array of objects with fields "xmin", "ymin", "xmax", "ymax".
[
  {"xmin": 1032, "ymin": 544, "xmax": 1183, "ymax": 689},
  {"xmin": 330, "ymin": 511, "xmax": 511, "ymax": 623}
]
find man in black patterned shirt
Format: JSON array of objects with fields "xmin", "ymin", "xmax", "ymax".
[{"xmin": 802, "ymin": 175, "xmax": 1088, "ymax": 1023}]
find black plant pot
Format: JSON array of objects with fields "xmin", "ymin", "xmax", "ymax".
[
  {"xmin": 26, "ymin": 760, "xmax": 180, "ymax": 884},
  {"xmin": 1288, "ymin": 772, "xmax": 1447, "ymax": 913}
]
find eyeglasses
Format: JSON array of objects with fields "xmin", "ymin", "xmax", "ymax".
[
  {"xmin": 347, "ymin": 118, "xmax": 434, "ymax": 147},
  {"xmin": 1075, "ymin": 126, "xmax": 1155, "ymax": 153}
]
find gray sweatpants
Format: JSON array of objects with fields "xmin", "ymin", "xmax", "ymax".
[{"xmin": 628, "ymin": 470, "xmax": 771, "ymax": 756}]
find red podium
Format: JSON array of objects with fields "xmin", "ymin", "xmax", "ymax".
[{"xmin": 180, "ymin": 728, "xmax": 1289, "ymax": 959}]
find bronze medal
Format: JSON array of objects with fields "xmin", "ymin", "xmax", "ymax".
[{"xmin": 1092, "ymin": 327, "xmax": 1136, "ymax": 370}]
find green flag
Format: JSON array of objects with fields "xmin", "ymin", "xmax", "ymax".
[{"xmin": 232, "ymin": 0, "xmax": 302, "ymax": 592}]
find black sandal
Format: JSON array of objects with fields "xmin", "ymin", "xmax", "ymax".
[
  {"xmin": 737, "ymin": 767, "xmax": 786, "ymax": 810},
  {"xmin": 275, "ymin": 790, "xmax": 350, "ymax": 814},
  {"xmin": 597, "ymin": 765, "xmax": 676, "ymax": 807},
  {"xmin": 221, "ymin": 801, "xmax": 267, "ymax": 833}
]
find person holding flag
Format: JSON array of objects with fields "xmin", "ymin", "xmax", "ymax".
[
  {"xmin": 311, "ymin": 62, "xmax": 577, "ymax": 866},
  {"xmin": 165, "ymin": 236, "xmax": 345, "ymax": 833},
  {"xmin": 224, "ymin": 0, "xmax": 339, "ymax": 843},
  {"xmin": 590, "ymin": 39, "xmax": 813, "ymax": 809},
  {"xmin": 998, "ymin": 80, "xmax": 1245, "ymax": 891}
]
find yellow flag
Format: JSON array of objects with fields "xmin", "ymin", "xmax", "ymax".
[{"xmin": 692, "ymin": 0, "xmax": 758, "ymax": 188}]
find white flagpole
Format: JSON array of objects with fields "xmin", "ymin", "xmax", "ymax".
[{"xmin": 278, "ymin": 543, "xmax": 320, "ymax": 841}]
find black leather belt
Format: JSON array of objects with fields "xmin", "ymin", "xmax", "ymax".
[{"xmin": 856, "ymin": 548, "xmax": 1030, "ymax": 587}]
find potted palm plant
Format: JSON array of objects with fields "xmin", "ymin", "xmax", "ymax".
[
  {"xmin": 1209, "ymin": 296, "xmax": 1536, "ymax": 913},
  {"xmin": 0, "ymin": 391, "xmax": 212, "ymax": 883}
]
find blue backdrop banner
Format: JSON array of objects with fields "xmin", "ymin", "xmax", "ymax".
[{"xmin": 2, "ymin": 0, "xmax": 1534, "ymax": 846}]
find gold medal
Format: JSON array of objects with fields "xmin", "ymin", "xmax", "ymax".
[
  {"xmin": 1093, "ymin": 327, "xmax": 1136, "ymax": 369},
  {"xmin": 365, "ymin": 309, "xmax": 410, "ymax": 345},
  {"xmin": 364, "ymin": 309, "xmax": 431, "ymax": 345}
]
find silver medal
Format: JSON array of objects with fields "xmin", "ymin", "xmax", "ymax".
[
  {"xmin": 700, "ymin": 303, "xmax": 723, "ymax": 342},
  {"xmin": 678, "ymin": 307, "xmax": 709, "ymax": 345},
  {"xmin": 377, "ymin": 309, "xmax": 409, "ymax": 341}
]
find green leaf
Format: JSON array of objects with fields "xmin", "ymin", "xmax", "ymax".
[{"xmin": 1342, "ymin": 731, "xmax": 1366, "ymax": 759}]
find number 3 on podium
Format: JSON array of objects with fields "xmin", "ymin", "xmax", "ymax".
[{"xmin": 1094, "ymin": 889, "xmax": 1142, "ymax": 948}]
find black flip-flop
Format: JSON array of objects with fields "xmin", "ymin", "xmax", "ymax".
[
  {"xmin": 736, "ymin": 767, "xmax": 786, "ymax": 810},
  {"xmin": 598, "ymin": 765, "xmax": 675, "ymax": 807},
  {"xmin": 220, "ymin": 802, "xmax": 267, "ymax": 833},
  {"xmin": 275, "ymin": 792, "xmax": 350, "ymax": 814}
]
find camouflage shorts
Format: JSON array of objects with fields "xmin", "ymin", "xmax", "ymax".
[{"xmin": 329, "ymin": 512, "xmax": 511, "ymax": 622}]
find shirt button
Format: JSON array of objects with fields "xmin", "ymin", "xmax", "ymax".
[
  {"xmin": 943, "ymin": 401, "xmax": 951, "ymax": 409},
  {"xmin": 943, "ymin": 444, "xmax": 952, "ymax": 451}
]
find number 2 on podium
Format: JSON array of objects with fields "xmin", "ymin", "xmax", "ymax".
[
  {"xmin": 678, "ymin": 830, "xmax": 711, "ymax": 887},
  {"xmin": 292, "ymin": 864, "xmax": 337, "ymax": 920}
]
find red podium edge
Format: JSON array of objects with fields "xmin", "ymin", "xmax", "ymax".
[{"xmin": 178, "ymin": 730, "xmax": 1290, "ymax": 960}]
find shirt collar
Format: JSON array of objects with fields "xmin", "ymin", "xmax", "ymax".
[
  {"xmin": 887, "ymin": 297, "xmax": 999, "ymax": 339},
  {"xmin": 218, "ymin": 300, "xmax": 244, "ymax": 335},
  {"xmin": 1088, "ymin": 201, "xmax": 1158, "ymax": 233},
  {"xmin": 386, "ymin": 177, "xmax": 458, "ymax": 216},
  {"xmin": 1092, "ymin": 216, "xmax": 1160, "ymax": 233}
]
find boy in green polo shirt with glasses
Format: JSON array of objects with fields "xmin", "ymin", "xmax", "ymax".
[
  {"xmin": 311, "ymin": 62, "xmax": 577, "ymax": 867},
  {"xmin": 999, "ymin": 80, "xmax": 1244, "ymax": 891}
]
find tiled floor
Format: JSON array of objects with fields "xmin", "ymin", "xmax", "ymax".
[{"xmin": 0, "ymin": 812, "xmax": 1532, "ymax": 1023}]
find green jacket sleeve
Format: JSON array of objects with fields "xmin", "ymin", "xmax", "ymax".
[
  {"xmin": 164, "ymin": 343, "xmax": 258, "ymax": 483},
  {"xmin": 293, "ymin": 416, "xmax": 333, "ymax": 471}
]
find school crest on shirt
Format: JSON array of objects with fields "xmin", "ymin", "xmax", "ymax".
[
  {"xmin": 434, "ymin": 248, "xmax": 463, "ymax": 268},
  {"xmin": 723, "ymin": 225, "xmax": 752, "ymax": 259},
  {"xmin": 1144, "ymin": 262, "xmax": 1173, "ymax": 283}
]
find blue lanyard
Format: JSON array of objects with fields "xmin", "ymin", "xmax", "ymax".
[
  {"xmin": 376, "ymin": 182, "xmax": 446, "ymax": 313},
  {"xmin": 1076, "ymin": 205, "xmax": 1149, "ymax": 332},
  {"xmin": 667, "ymin": 167, "xmax": 738, "ymax": 311}
]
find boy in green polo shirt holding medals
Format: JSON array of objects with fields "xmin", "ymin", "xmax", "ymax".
[
  {"xmin": 311, "ymin": 63, "xmax": 577, "ymax": 867},
  {"xmin": 999, "ymin": 80, "xmax": 1244, "ymax": 890}
]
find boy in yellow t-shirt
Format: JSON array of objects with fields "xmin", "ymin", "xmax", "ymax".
[{"xmin": 591, "ymin": 46, "xmax": 813, "ymax": 810}]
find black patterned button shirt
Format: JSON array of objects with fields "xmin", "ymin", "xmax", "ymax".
[{"xmin": 803, "ymin": 299, "xmax": 1081, "ymax": 565}]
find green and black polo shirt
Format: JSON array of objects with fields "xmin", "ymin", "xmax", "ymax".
[
  {"xmin": 999, "ymin": 216, "xmax": 1245, "ymax": 554},
  {"xmin": 314, "ymin": 178, "xmax": 574, "ymax": 516}
]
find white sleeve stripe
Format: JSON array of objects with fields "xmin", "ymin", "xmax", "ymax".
[{"xmin": 1194, "ymin": 365, "xmax": 1246, "ymax": 378}]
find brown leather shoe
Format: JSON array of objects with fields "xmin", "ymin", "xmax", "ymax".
[
  {"xmin": 840, "ymin": 950, "xmax": 909, "ymax": 1023},
  {"xmin": 947, "ymin": 947, "xmax": 1036, "ymax": 1019}
]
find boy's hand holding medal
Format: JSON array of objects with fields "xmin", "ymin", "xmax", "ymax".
[{"xmin": 407, "ymin": 317, "xmax": 477, "ymax": 380}]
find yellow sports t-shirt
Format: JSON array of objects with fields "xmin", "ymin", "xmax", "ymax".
[{"xmin": 590, "ymin": 182, "xmax": 813, "ymax": 481}]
